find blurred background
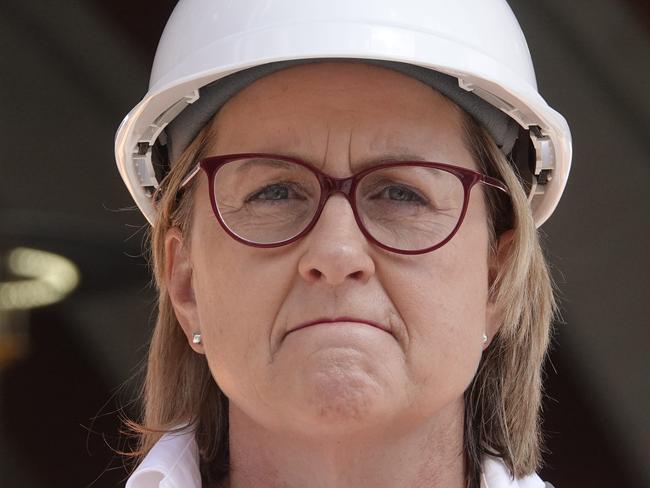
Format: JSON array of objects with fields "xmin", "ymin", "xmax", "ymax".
[{"xmin": 1, "ymin": 1, "xmax": 648, "ymax": 486}]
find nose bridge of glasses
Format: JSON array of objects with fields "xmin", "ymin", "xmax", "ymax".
[
  {"xmin": 322, "ymin": 174, "xmax": 354, "ymax": 199},
  {"xmin": 315, "ymin": 176, "xmax": 360, "ymax": 232}
]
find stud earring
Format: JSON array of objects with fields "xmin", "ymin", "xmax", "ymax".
[
  {"xmin": 482, "ymin": 333, "xmax": 488, "ymax": 344},
  {"xmin": 192, "ymin": 332, "xmax": 202, "ymax": 344}
]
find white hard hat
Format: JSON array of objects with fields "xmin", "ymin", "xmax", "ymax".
[{"xmin": 115, "ymin": 0, "xmax": 572, "ymax": 227}]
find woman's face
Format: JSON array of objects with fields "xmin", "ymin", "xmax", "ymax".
[{"xmin": 167, "ymin": 62, "xmax": 500, "ymax": 437}]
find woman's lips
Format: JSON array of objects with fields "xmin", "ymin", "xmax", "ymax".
[{"xmin": 287, "ymin": 316, "xmax": 390, "ymax": 336}]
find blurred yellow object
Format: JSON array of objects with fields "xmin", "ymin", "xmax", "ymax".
[
  {"xmin": 0, "ymin": 248, "xmax": 80, "ymax": 368},
  {"xmin": 0, "ymin": 247, "xmax": 80, "ymax": 311}
]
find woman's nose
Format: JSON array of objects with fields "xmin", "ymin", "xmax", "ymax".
[{"xmin": 297, "ymin": 194, "xmax": 375, "ymax": 286}]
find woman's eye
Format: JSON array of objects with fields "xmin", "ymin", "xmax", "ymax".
[
  {"xmin": 246, "ymin": 184, "xmax": 305, "ymax": 202},
  {"xmin": 373, "ymin": 186, "xmax": 427, "ymax": 204}
]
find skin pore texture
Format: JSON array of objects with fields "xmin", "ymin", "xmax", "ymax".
[{"xmin": 165, "ymin": 61, "xmax": 506, "ymax": 488}]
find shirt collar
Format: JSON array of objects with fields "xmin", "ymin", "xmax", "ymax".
[
  {"xmin": 125, "ymin": 425, "xmax": 201, "ymax": 488},
  {"xmin": 480, "ymin": 455, "xmax": 546, "ymax": 488},
  {"xmin": 126, "ymin": 429, "xmax": 546, "ymax": 488}
]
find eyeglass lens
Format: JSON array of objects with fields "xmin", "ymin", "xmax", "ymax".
[{"xmin": 211, "ymin": 157, "xmax": 465, "ymax": 252}]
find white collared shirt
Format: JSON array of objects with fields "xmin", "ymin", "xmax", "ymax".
[{"xmin": 125, "ymin": 428, "xmax": 552, "ymax": 488}]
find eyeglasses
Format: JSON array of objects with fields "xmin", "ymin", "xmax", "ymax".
[{"xmin": 180, "ymin": 153, "xmax": 509, "ymax": 255}]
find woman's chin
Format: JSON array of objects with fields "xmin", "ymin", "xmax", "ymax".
[{"xmin": 275, "ymin": 353, "xmax": 402, "ymax": 436}]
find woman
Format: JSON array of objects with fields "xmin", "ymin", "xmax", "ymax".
[{"xmin": 115, "ymin": 1, "xmax": 571, "ymax": 487}]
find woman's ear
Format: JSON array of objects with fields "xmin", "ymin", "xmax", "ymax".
[
  {"xmin": 484, "ymin": 228, "xmax": 515, "ymax": 347},
  {"xmin": 165, "ymin": 227, "xmax": 204, "ymax": 354}
]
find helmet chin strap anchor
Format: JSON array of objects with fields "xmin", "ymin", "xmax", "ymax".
[
  {"xmin": 458, "ymin": 78, "xmax": 556, "ymax": 203},
  {"xmin": 529, "ymin": 126, "xmax": 556, "ymax": 198},
  {"xmin": 133, "ymin": 91, "xmax": 200, "ymax": 197}
]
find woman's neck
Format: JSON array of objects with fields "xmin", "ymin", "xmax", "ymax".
[{"xmin": 224, "ymin": 400, "xmax": 466, "ymax": 488}]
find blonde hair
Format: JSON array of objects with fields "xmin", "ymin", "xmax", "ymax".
[{"xmin": 120, "ymin": 111, "xmax": 557, "ymax": 488}]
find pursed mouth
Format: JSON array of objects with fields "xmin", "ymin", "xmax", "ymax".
[{"xmin": 287, "ymin": 316, "xmax": 391, "ymax": 336}]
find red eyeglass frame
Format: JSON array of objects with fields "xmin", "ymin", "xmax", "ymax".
[{"xmin": 180, "ymin": 153, "xmax": 509, "ymax": 255}]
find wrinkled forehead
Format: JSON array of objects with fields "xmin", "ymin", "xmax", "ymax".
[
  {"xmin": 164, "ymin": 59, "xmax": 518, "ymax": 165},
  {"xmin": 204, "ymin": 62, "xmax": 475, "ymax": 172}
]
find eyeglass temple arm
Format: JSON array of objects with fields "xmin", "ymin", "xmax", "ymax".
[{"xmin": 180, "ymin": 163, "xmax": 202, "ymax": 188}]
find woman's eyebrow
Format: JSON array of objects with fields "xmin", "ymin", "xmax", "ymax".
[
  {"xmin": 246, "ymin": 149, "xmax": 429, "ymax": 173},
  {"xmin": 233, "ymin": 158, "xmax": 295, "ymax": 173},
  {"xmin": 352, "ymin": 152, "xmax": 428, "ymax": 172}
]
